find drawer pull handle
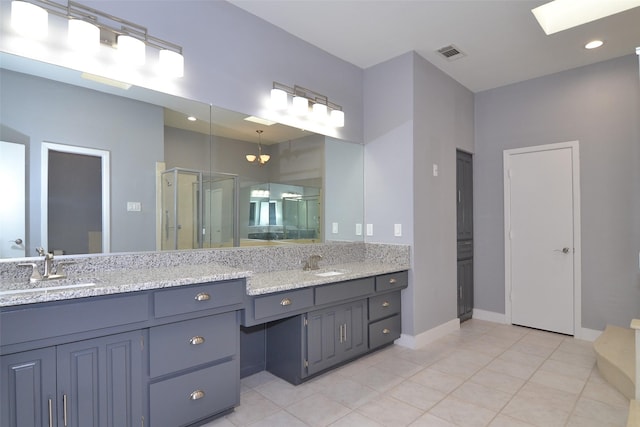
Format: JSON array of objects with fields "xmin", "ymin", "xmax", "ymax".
[
  {"xmin": 382, "ymin": 328, "xmax": 391, "ymax": 334},
  {"xmin": 195, "ymin": 292, "xmax": 210, "ymax": 302},
  {"xmin": 189, "ymin": 336, "xmax": 205, "ymax": 345},
  {"xmin": 280, "ymin": 298, "xmax": 292, "ymax": 306},
  {"xmin": 382, "ymin": 301, "xmax": 390, "ymax": 308},
  {"xmin": 190, "ymin": 390, "xmax": 206, "ymax": 401},
  {"xmin": 389, "ymin": 278, "xmax": 397, "ymax": 284}
]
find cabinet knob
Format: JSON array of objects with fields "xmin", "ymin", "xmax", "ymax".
[
  {"xmin": 189, "ymin": 336, "xmax": 205, "ymax": 345},
  {"xmin": 388, "ymin": 278, "xmax": 397, "ymax": 284},
  {"xmin": 190, "ymin": 390, "xmax": 206, "ymax": 400},
  {"xmin": 194, "ymin": 292, "xmax": 210, "ymax": 302},
  {"xmin": 381, "ymin": 301, "xmax": 390, "ymax": 308},
  {"xmin": 280, "ymin": 298, "xmax": 292, "ymax": 306},
  {"xmin": 382, "ymin": 328, "xmax": 391, "ymax": 334}
]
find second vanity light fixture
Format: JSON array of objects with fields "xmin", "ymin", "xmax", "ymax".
[
  {"xmin": 270, "ymin": 82, "xmax": 345, "ymax": 128},
  {"xmin": 10, "ymin": 0, "xmax": 184, "ymax": 77}
]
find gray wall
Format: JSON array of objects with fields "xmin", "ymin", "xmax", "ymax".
[
  {"xmin": 363, "ymin": 52, "xmax": 474, "ymax": 337},
  {"xmin": 0, "ymin": 70, "xmax": 163, "ymax": 254},
  {"xmin": 474, "ymin": 54, "xmax": 640, "ymax": 330}
]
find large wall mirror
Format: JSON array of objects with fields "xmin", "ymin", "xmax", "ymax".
[{"xmin": 0, "ymin": 52, "xmax": 364, "ymax": 260}]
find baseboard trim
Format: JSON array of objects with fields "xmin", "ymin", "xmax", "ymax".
[
  {"xmin": 577, "ymin": 327, "xmax": 602, "ymax": 342},
  {"xmin": 395, "ymin": 318, "xmax": 460, "ymax": 349},
  {"xmin": 472, "ymin": 309, "xmax": 507, "ymax": 324}
]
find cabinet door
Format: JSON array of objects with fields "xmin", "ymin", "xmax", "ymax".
[
  {"xmin": 456, "ymin": 150, "xmax": 473, "ymax": 241},
  {"xmin": 1, "ymin": 347, "xmax": 57, "ymax": 427},
  {"xmin": 457, "ymin": 258, "xmax": 473, "ymax": 321},
  {"xmin": 341, "ymin": 300, "xmax": 367, "ymax": 360},
  {"xmin": 57, "ymin": 331, "xmax": 143, "ymax": 427},
  {"xmin": 306, "ymin": 300, "xmax": 368, "ymax": 376},
  {"xmin": 306, "ymin": 307, "xmax": 340, "ymax": 375}
]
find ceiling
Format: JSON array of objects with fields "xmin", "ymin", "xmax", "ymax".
[{"xmin": 229, "ymin": 0, "xmax": 640, "ymax": 93}]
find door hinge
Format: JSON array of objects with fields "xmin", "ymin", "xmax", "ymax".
[
  {"xmin": 140, "ymin": 336, "xmax": 144, "ymax": 351},
  {"xmin": 141, "ymin": 415, "xmax": 145, "ymax": 427},
  {"xmin": 304, "ymin": 317, "xmax": 308, "ymax": 326},
  {"xmin": 304, "ymin": 360, "xmax": 308, "ymax": 368}
]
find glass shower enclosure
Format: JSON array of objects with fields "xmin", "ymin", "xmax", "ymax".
[{"xmin": 161, "ymin": 168, "xmax": 238, "ymax": 250}]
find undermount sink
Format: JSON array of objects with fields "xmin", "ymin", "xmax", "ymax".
[
  {"xmin": 314, "ymin": 271, "xmax": 345, "ymax": 277},
  {"xmin": 0, "ymin": 282, "xmax": 97, "ymax": 296}
]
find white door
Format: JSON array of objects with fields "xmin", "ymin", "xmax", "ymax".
[
  {"xmin": 0, "ymin": 141, "xmax": 26, "ymax": 258},
  {"xmin": 504, "ymin": 142, "xmax": 581, "ymax": 335}
]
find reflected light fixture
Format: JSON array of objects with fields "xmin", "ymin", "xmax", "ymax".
[
  {"xmin": 532, "ymin": 0, "xmax": 640, "ymax": 35},
  {"xmin": 10, "ymin": 0, "xmax": 184, "ymax": 78},
  {"xmin": 11, "ymin": 1, "xmax": 48, "ymax": 39},
  {"xmin": 246, "ymin": 130, "xmax": 270, "ymax": 165},
  {"xmin": 270, "ymin": 82, "xmax": 345, "ymax": 127}
]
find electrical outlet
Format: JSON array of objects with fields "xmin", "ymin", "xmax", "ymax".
[{"xmin": 127, "ymin": 202, "xmax": 141, "ymax": 212}]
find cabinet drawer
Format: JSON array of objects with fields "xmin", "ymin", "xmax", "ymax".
[
  {"xmin": 254, "ymin": 288, "xmax": 313, "ymax": 320},
  {"xmin": 369, "ymin": 314, "xmax": 401, "ymax": 349},
  {"xmin": 315, "ymin": 278, "xmax": 374, "ymax": 306},
  {"xmin": 150, "ymin": 359, "xmax": 239, "ymax": 427},
  {"xmin": 375, "ymin": 271, "xmax": 408, "ymax": 292},
  {"xmin": 149, "ymin": 312, "xmax": 238, "ymax": 378},
  {"xmin": 154, "ymin": 280, "xmax": 244, "ymax": 318},
  {"xmin": 0, "ymin": 293, "xmax": 148, "ymax": 347},
  {"xmin": 368, "ymin": 291, "xmax": 401, "ymax": 322}
]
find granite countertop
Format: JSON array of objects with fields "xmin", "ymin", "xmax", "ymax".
[
  {"xmin": 246, "ymin": 262, "xmax": 408, "ymax": 296},
  {"xmin": 0, "ymin": 261, "xmax": 409, "ymax": 307}
]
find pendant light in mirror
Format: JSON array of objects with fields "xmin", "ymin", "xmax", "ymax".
[{"xmin": 246, "ymin": 130, "xmax": 270, "ymax": 165}]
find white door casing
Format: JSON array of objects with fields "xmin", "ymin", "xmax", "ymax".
[
  {"xmin": 504, "ymin": 141, "xmax": 581, "ymax": 336},
  {"xmin": 0, "ymin": 141, "xmax": 26, "ymax": 258},
  {"xmin": 41, "ymin": 142, "xmax": 110, "ymax": 253}
]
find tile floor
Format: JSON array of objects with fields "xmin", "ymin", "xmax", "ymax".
[{"xmin": 204, "ymin": 319, "xmax": 629, "ymax": 427}]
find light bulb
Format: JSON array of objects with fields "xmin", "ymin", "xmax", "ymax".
[
  {"xmin": 292, "ymin": 96, "xmax": 308, "ymax": 116},
  {"xmin": 159, "ymin": 49, "xmax": 184, "ymax": 78},
  {"xmin": 118, "ymin": 35, "xmax": 146, "ymax": 67},
  {"xmin": 330, "ymin": 110, "xmax": 345, "ymax": 127},
  {"xmin": 11, "ymin": 1, "xmax": 48, "ymax": 39},
  {"xmin": 312, "ymin": 103, "xmax": 328, "ymax": 122},
  {"xmin": 68, "ymin": 19, "xmax": 100, "ymax": 52},
  {"xmin": 270, "ymin": 88, "xmax": 288, "ymax": 110}
]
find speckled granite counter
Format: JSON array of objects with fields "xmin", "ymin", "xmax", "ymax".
[
  {"xmin": 0, "ymin": 242, "xmax": 410, "ymax": 307},
  {"xmin": 246, "ymin": 262, "xmax": 407, "ymax": 295}
]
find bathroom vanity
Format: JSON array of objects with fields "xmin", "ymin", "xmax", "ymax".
[{"xmin": 0, "ymin": 244, "xmax": 410, "ymax": 427}]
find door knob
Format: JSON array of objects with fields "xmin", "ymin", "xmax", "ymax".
[
  {"xmin": 9, "ymin": 238, "xmax": 23, "ymax": 245},
  {"xmin": 554, "ymin": 247, "xmax": 570, "ymax": 254}
]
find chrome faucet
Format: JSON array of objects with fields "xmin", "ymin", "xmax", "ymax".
[
  {"xmin": 303, "ymin": 254, "xmax": 323, "ymax": 271},
  {"xmin": 18, "ymin": 248, "xmax": 71, "ymax": 283}
]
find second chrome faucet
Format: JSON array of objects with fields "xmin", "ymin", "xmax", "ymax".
[{"xmin": 303, "ymin": 254, "xmax": 323, "ymax": 271}]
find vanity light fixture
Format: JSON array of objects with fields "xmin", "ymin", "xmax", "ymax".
[
  {"xmin": 270, "ymin": 82, "xmax": 345, "ymax": 127},
  {"xmin": 246, "ymin": 130, "xmax": 270, "ymax": 165},
  {"xmin": 9, "ymin": 0, "xmax": 184, "ymax": 77}
]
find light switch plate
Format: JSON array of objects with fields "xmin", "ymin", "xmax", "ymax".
[
  {"xmin": 366, "ymin": 224, "xmax": 373, "ymax": 236},
  {"xmin": 332, "ymin": 222, "xmax": 339, "ymax": 234},
  {"xmin": 355, "ymin": 223, "xmax": 362, "ymax": 236},
  {"xmin": 394, "ymin": 223, "xmax": 402, "ymax": 237}
]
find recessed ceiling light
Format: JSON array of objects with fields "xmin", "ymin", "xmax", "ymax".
[
  {"xmin": 187, "ymin": 116, "xmax": 196, "ymax": 121},
  {"xmin": 585, "ymin": 40, "xmax": 604, "ymax": 49}
]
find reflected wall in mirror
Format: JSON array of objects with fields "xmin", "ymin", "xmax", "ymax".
[{"xmin": 0, "ymin": 53, "xmax": 364, "ymax": 260}]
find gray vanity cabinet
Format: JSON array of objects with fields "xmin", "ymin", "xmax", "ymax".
[
  {"xmin": 0, "ymin": 331, "xmax": 142, "ymax": 427},
  {"xmin": 265, "ymin": 299, "xmax": 368, "ymax": 385},
  {"xmin": 306, "ymin": 299, "xmax": 368, "ymax": 375},
  {"xmin": 1, "ymin": 347, "xmax": 56, "ymax": 427}
]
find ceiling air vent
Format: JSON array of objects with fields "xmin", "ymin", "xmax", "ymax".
[{"xmin": 437, "ymin": 44, "xmax": 466, "ymax": 61}]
